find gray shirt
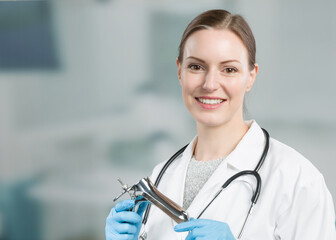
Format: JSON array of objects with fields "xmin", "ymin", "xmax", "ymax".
[{"xmin": 183, "ymin": 156, "xmax": 225, "ymax": 209}]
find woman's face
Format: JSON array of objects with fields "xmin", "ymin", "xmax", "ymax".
[{"xmin": 176, "ymin": 28, "xmax": 258, "ymax": 128}]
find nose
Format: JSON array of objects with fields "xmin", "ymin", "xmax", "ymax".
[{"xmin": 202, "ymin": 69, "xmax": 220, "ymax": 92}]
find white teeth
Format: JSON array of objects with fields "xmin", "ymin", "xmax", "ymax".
[{"xmin": 197, "ymin": 98, "xmax": 224, "ymax": 105}]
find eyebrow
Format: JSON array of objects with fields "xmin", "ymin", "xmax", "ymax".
[{"xmin": 186, "ymin": 56, "xmax": 241, "ymax": 64}]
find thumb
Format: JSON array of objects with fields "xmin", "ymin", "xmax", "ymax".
[
  {"xmin": 114, "ymin": 200, "xmax": 135, "ymax": 212},
  {"xmin": 136, "ymin": 201, "xmax": 149, "ymax": 216}
]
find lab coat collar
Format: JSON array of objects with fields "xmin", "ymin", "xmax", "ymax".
[
  {"xmin": 183, "ymin": 120, "xmax": 267, "ymax": 220},
  {"xmin": 225, "ymin": 120, "xmax": 267, "ymax": 171},
  {"xmin": 185, "ymin": 120, "xmax": 266, "ymax": 171}
]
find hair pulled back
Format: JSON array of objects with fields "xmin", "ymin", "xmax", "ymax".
[{"xmin": 178, "ymin": 9, "xmax": 256, "ymax": 70}]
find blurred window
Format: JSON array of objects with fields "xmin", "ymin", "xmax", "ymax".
[{"xmin": 0, "ymin": 1, "xmax": 59, "ymax": 70}]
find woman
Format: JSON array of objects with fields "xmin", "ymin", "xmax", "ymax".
[{"xmin": 105, "ymin": 9, "xmax": 336, "ymax": 239}]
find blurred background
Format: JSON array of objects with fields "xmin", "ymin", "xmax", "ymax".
[{"xmin": 0, "ymin": 0, "xmax": 335, "ymax": 239}]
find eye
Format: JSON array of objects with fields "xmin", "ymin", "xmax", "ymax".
[
  {"xmin": 188, "ymin": 64, "xmax": 203, "ymax": 71},
  {"xmin": 224, "ymin": 67, "xmax": 237, "ymax": 73}
]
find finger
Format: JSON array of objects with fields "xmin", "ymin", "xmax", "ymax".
[
  {"xmin": 111, "ymin": 221, "xmax": 137, "ymax": 234},
  {"xmin": 112, "ymin": 211, "xmax": 142, "ymax": 224},
  {"xmin": 105, "ymin": 220, "xmax": 137, "ymax": 240},
  {"xmin": 185, "ymin": 232, "xmax": 194, "ymax": 240},
  {"xmin": 115, "ymin": 200, "xmax": 135, "ymax": 212},
  {"xmin": 105, "ymin": 231, "xmax": 134, "ymax": 240},
  {"xmin": 186, "ymin": 235, "xmax": 208, "ymax": 240},
  {"xmin": 174, "ymin": 219, "xmax": 204, "ymax": 232},
  {"xmin": 193, "ymin": 237, "xmax": 207, "ymax": 240},
  {"xmin": 185, "ymin": 227, "xmax": 204, "ymax": 240},
  {"xmin": 136, "ymin": 201, "xmax": 149, "ymax": 216},
  {"xmin": 135, "ymin": 195, "xmax": 144, "ymax": 201}
]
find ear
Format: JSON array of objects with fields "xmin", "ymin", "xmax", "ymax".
[
  {"xmin": 176, "ymin": 58, "xmax": 182, "ymax": 85},
  {"xmin": 246, "ymin": 63, "xmax": 258, "ymax": 92}
]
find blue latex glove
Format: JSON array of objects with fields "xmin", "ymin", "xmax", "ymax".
[
  {"xmin": 174, "ymin": 218, "xmax": 236, "ymax": 240},
  {"xmin": 105, "ymin": 199, "xmax": 148, "ymax": 240}
]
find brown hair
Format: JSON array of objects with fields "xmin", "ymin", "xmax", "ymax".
[{"xmin": 178, "ymin": 9, "xmax": 256, "ymax": 70}]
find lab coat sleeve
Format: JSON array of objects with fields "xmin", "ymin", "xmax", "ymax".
[{"xmin": 274, "ymin": 173, "xmax": 336, "ymax": 239}]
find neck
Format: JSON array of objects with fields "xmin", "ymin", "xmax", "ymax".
[{"xmin": 194, "ymin": 118, "xmax": 249, "ymax": 161}]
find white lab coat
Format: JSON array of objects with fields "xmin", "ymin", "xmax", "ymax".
[{"xmin": 139, "ymin": 121, "xmax": 336, "ymax": 240}]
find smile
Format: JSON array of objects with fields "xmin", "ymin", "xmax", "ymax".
[{"xmin": 196, "ymin": 97, "xmax": 225, "ymax": 105}]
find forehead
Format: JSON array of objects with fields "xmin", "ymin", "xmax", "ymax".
[{"xmin": 183, "ymin": 29, "xmax": 248, "ymax": 63}]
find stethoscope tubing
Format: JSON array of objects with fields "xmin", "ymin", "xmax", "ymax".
[{"xmin": 142, "ymin": 128, "xmax": 270, "ymax": 236}]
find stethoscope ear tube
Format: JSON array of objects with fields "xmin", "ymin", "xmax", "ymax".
[
  {"xmin": 222, "ymin": 170, "xmax": 261, "ymax": 204},
  {"xmin": 254, "ymin": 128, "xmax": 269, "ymax": 172},
  {"xmin": 197, "ymin": 170, "xmax": 262, "ymax": 220}
]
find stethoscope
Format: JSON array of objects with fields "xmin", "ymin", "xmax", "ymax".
[{"xmin": 139, "ymin": 128, "xmax": 270, "ymax": 240}]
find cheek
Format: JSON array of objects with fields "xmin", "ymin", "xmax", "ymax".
[
  {"xmin": 180, "ymin": 75, "xmax": 194, "ymax": 103},
  {"xmin": 225, "ymin": 78, "xmax": 248, "ymax": 98},
  {"xmin": 181, "ymin": 72, "xmax": 202, "ymax": 93}
]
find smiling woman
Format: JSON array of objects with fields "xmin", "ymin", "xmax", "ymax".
[
  {"xmin": 177, "ymin": 29, "xmax": 257, "ymax": 134},
  {"xmin": 105, "ymin": 9, "xmax": 336, "ymax": 240}
]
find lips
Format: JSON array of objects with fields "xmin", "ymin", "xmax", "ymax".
[
  {"xmin": 195, "ymin": 96, "xmax": 226, "ymax": 109},
  {"xmin": 196, "ymin": 97, "xmax": 226, "ymax": 105}
]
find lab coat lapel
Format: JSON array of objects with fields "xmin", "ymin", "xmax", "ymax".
[
  {"xmin": 161, "ymin": 137, "xmax": 196, "ymax": 207},
  {"xmin": 186, "ymin": 121, "xmax": 267, "ymax": 219},
  {"xmin": 226, "ymin": 121, "xmax": 267, "ymax": 171},
  {"xmin": 158, "ymin": 138, "xmax": 196, "ymax": 240}
]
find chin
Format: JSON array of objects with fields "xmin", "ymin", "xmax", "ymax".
[{"xmin": 195, "ymin": 116, "xmax": 229, "ymax": 128}]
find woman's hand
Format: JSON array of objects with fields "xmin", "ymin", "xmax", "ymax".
[
  {"xmin": 174, "ymin": 218, "xmax": 236, "ymax": 240},
  {"xmin": 105, "ymin": 199, "xmax": 148, "ymax": 240}
]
